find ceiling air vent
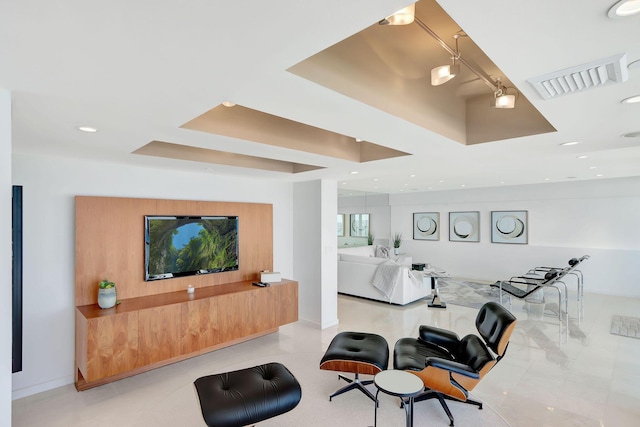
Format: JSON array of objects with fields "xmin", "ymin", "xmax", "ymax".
[{"xmin": 527, "ymin": 53, "xmax": 628, "ymax": 100}]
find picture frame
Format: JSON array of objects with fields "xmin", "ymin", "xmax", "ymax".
[
  {"xmin": 491, "ymin": 210, "xmax": 528, "ymax": 244},
  {"xmin": 350, "ymin": 213, "xmax": 370, "ymax": 238},
  {"xmin": 337, "ymin": 214, "xmax": 345, "ymax": 237},
  {"xmin": 449, "ymin": 211, "xmax": 480, "ymax": 242},
  {"xmin": 413, "ymin": 212, "xmax": 439, "ymax": 241}
]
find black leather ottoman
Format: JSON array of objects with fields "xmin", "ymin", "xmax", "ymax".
[
  {"xmin": 194, "ymin": 362, "xmax": 301, "ymax": 427},
  {"xmin": 320, "ymin": 331, "xmax": 389, "ymax": 402}
]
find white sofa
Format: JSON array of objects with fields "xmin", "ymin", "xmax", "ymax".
[{"xmin": 337, "ymin": 245, "xmax": 430, "ymax": 305}]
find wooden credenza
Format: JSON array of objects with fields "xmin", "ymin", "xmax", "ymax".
[{"xmin": 74, "ymin": 279, "xmax": 298, "ymax": 391}]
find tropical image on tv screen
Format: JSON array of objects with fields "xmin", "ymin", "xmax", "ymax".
[{"xmin": 146, "ymin": 216, "xmax": 238, "ymax": 279}]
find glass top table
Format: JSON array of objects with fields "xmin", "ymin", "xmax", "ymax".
[{"xmin": 421, "ymin": 267, "xmax": 450, "ymax": 308}]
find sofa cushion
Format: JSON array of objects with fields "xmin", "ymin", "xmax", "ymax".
[
  {"xmin": 375, "ymin": 246, "xmax": 391, "ymax": 258},
  {"xmin": 338, "ymin": 245, "xmax": 376, "ymax": 257},
  {"xmin": 340, "ymin": 253, "xmax": 387, "ymax": 265}
]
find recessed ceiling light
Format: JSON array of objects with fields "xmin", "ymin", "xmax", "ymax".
[
  {"xmin": 608, "ymin": 0, "xmax": 640, "ymax": 18},
  {"xmin": 439, "ymin": 180, "xmax": 445, "ymax": 183},
  {"xmin": 500, "ymin": 181, "xmax": 505, "ymax": 184},
  {"xmin": 77, "ymin": 126, "xmax": 97, "ymax": 133},
  {"xmin": 589, "ymin": 166, "xmax": 598, "ymax": 169},
  {"xmin": 560, "ymin": 141, "xmax": 580, "ymax": 146},
  {"xmin": 355, "ymin": 138, "xmax": 363, "ymax": 142},
  {"xmin": 373, "ymin": 178, "xmax": 379, "ymax": 182},
  {"xmin": 403, "ymin": 183, "xmax": 408, "ymax": 186},
  {"xmin": 222, "ymin": 101, "xmax": 235, "ymax": 107},
  {"xmin": 544, "ymin": 178, "xmax": 551, "ymax": 181},
  {"xmin": 350, "ymin": 171, "xmax": 358, "ymax": 175},
  {"xmin": 577, "ymin": 155, "xmax": 589, "ymax": 159},
  {"xmin": 409, "ymin": 174, "xmax": 416, "ymax": 178},
  {"xmin": 428, "ymin": 187, "xmax": 433, "ymax": 190},
  {"xmin": 341, "ymin": 182, "xmax": 347, "ymax": 185},
  {"xmin": 622, "ymin": 95, "xmax": 640, "ymax": 104},
  {"xmin": 596, "ymin": 174, "xmax": 604, "ymax": 177},
  {"xmin": 622, "ymin": 131, "xmax": 640, "ymax": 138}
]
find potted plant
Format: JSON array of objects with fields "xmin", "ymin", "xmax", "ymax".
[
  {"xmin": 393, "ymin": 232, "xmax": 402, "ymax": 255},
  {"xmin": 98, "ymin": 279, "xmax": 117, "ymax": 309},
  {"xmin": 367, "ymin": 231, "xmax": 375, "ymax": 245}
]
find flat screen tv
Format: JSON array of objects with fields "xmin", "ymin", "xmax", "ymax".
[{"xmin": 144, "ymin": 215, "xmax": 239, "ymax": 281}]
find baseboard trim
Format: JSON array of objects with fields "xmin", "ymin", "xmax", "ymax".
[{"xmin": 12, "ymin": 375, "xmax": 74, "ymax": 400}]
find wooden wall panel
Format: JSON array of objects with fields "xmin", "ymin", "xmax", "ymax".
[{"xmin": 75, "ymin": 196, "xmax": 273, "ymax": 306}]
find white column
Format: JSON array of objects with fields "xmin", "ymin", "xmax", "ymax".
[
  {"xmin": 320, "ymin": 179, "xmax": 338, "ymax": 327},
  {"xmin": 293, "ymin": 179, "xmax": 338, "ymax": 328}
]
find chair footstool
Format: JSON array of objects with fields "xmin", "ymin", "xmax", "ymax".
[
  {"xmin": 320, "ymin": 331, "xmax": 389, "ymax": 403},
  {"xmin": 194, "ymin": 362, "xmax": 301, "ymax": 427}
]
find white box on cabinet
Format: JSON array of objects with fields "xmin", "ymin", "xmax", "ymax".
[{"xmin": 261, "ymin": 271, "xmax": 281, "ymax": 282}]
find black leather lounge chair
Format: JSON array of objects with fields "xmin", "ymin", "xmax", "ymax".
[{"xmin": 393, "ymin": 302, "xmax": 517, "ymax": 426}]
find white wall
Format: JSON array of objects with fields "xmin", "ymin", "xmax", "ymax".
[
  {"xmin": 1, "ymin": 90, "xmax": 13, "ymax": 426},
  {"xmin": 390, "ymin": 178, "xmax": 640, "ymax": 297},
  {"xmin": 11, "ymin": 153, "xmax": 295, "ymax": 398}
]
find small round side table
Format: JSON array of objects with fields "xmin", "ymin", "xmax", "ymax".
[{"xmin": 373, "ymin": 369, "xmax": 424, "ymax": 427}]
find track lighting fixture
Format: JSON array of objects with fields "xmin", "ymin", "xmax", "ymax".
[
  {"xmin": 380, "ymin": 8, "xmax": 518, "ymax": 109},
  {"xmin": 430, "ymin": 63, "xmax": 459, "ymax": 85},
  {"xmin": 379, "ymin": 3, "xmax": 415, "ymax": 25},
  {"xmin": 492, "ymin": 79, "xmax": 516, "ymax": 109},
  {"xmin": 431, "ymin": 34, "xmax": 462, "ymax": 86}
]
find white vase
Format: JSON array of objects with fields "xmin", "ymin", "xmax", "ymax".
[
  {"xmin": 98, "ymin": 287, "xmax": 117, "ymax": 309},
  {"xmin": 394, "ymin": 247, "xmax": 400, "ymax": 255}
]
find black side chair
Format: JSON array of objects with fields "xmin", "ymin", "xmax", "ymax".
[{"xmin": 394, "ymin": 302, "xmax": 517, "ymax": 426}]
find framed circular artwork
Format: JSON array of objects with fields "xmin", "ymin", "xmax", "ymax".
[
  {"xmin": 491, "ymin": 210, "xmax": 528, "ymax": 244},
  {"xmin": 413, "ymin": 212, "xmax": 439, "ymax": 241},
  {"xmin": 449, "ymin": 211, "xmax": 480, "ymax": 242}
]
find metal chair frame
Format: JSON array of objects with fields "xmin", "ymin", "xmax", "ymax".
[
  {"xmin": 492, "ymin": 255, "xmax": 588, "ymax": 345},
  {"xmin": 526, "ymin": 260, "xmax": 586, "ymax": 322}
]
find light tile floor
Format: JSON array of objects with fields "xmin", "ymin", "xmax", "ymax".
[{"xmin": 12, "ymin": 289, "xmax": 640, "ymax": 427}]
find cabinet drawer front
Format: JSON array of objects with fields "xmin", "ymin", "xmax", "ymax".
[
  {"xmin": 138, "ymin": 305, "xmax": 182, "ymax": 365},
  {"xmin": 85, "ymin": 312, "xmax": 139, "ymax": 382},
  {"xmin": 217, "ymin": 289, "xmax": 277, "ymax": 341},
  {"xmin": 181, "ymin": 299, "xmax": 219, "ymax": 353}
]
